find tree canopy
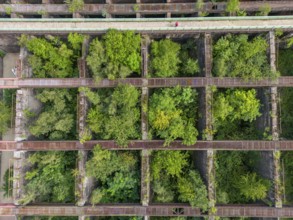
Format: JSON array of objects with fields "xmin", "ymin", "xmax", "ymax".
[
  {"xmin": 212, "ymin": 89, "xmax": 261, "ymax": 140},
  {"xmin": 149, "ymin": 86, "xmax": 198, "ymax": 146},
  {"xmin": 19, "ymin": 33, "xmax": 85, "ymax": 78},
  {"xmin": 213, "ymin": 34, "xmax": 279, "ymax": 80},
  {"xmin": 150, "ymin": 39, "xmax": 200, "ymax": 77},
  {"xmin": 216, "ymin": 151, "xmax": 270, "ymax": 204},
  {"xmin": 20, "ymin": 151, "xmax": 76, "ymax": 205},
  {"xmin": 86, "ymin": 145, "xmax": 140, "ymax": 204},
  {"xmin": 0, "ymin": 101, "xmax": 11, "ymax": 134},
  {"xmin": 87, "ymin": 29, "xmax": 141, "ymax": 80},
  {"xmin": 151, "ymin": 151, "xmax": 209, "ymax": 211},
  {"xmin": 82, "ymin": 84, "xmax": 140, "ymax": 147},
  {"xmin": 29, "ymin": 89, "xmax": 77, "ymax": 140}
]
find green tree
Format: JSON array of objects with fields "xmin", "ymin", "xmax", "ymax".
[
  {"xmin": 149, "ymin": 86, "xmax": 198, "ymax": 146},
  {"xmin": 65, "ymin": 0, "xmax": 84, "ymax": 13},
  {"xmin": 84, "ymin": 84, "xmax": 140, "ymax": 147},
  {"xmin": 213, "ymin": 34, "xmax": 279, "ymax": 80},
  {"xmin": 1, "ymin": 168, "xmax": 13, "ymax": 198},
  {"xmin": 150, "ymin": 39, "xmax": 181, "ymax": 77},
  {"xmin": 177, "ymin": 170, "xmax": 209, "ymax": 210},
  {"xmin": 0, "ymin": 101, "xmax": 11, "ymax": 134},
  {"xmin": 213, "ymin": 89, "xmax": 261, "ymax": 140},
  {"xmin": 87, "ymin": 30, "xmax": 141, "ymax": 80},
  {"xmin": 21, "ymin": 151, "xmax": 76, "ymax": 204},
  {"xmin": 234, "ymin": 172, "xmax": 270, "ymax": 201},
  {"xmin": 29, "ymin": 89, "xmax": 76, "ymax": 140},
  {"xmin": 151, "ymin": 151, "xmax": 208, "ymax": 210},
  {"xmin": 86, "ymin": 145, "xmax": 140, "ymax": 204},
  {"xmin": 19, "ymin": 34, "xmax": 84, "ymax": 78},
  {"xmin": 216, "ymin": 151, "xmax": 270, "ymax": 204}
]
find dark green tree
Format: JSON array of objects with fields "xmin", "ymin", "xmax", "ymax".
[
  {"xmin": 213, "ymin": 34, "xmax": 279, "ymax": 80},
  {"xmin": 19, "ymin": 33, "xmax": 85, "ymax": 78},
  {"xmin": 86, "ymin": 145, "xmax": 140, "ymax": 204},
  {"xmin": 87, "ymin": 30, "xmax": 141, "ymax": 80},
  {"xmin": 151, "ymin": 151, "xmax": 208, "ymax": 211},
  {"xmin": 83, "ymin": 84, "xmax": 140, "ymax": 147},
  {"xmin": 29, "ymin": 89, "xmax": 77, "ymax": 140},
  {"xmin": 20, "ymin": 151, "xmax": 77, "ymax": 205}
]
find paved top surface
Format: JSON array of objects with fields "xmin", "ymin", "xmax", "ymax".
[
  {"xmin": 1, "ymin": 17, "xmax": 293, "ymax": 32},
  {"xmin": 1, "ymin": 77, "xmax": 293, "ymax": 88}
]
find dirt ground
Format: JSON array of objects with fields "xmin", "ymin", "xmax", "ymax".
[
  {"xmin": 0, "ymin": 217, "xmax": 15, "ymax": 220},
  {"xmin": 3, "ymin": 53, "xmax": 19, "ymax": 78}
]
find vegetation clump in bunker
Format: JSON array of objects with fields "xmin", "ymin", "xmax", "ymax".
[
  {"xmin": 151, "ymin": 150, "xmax": 208, "ymax": 211},
  {"xmin": 81, "ymin": 84, "xmax": 141, "ymax": 147},
  {"xmin": 149, "ymin": 86, "xmax": 198, "ymax": 146},
  {"xmin": 213, "ymin": 34, "xmax": 279, "ymax": 80},
  {"xmin": 19, "ymin": 33, "xmax": 85, "ymax": 78},
  {"xmin": 86, "ymin": 145, "xmax": 141, "ymax": 204},
  {"xmin": 149, "ymin": 39, "xmax": 200, "ymax": 77}
]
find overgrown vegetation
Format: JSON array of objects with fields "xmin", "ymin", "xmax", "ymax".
[
  {"xmin": 149, "ymin": 39, "xmax": 200, "ymax": 77},
  {"xmin": 216, "ymin": 151, "xmax": 270, "ymax": 204},
  {"xmin": 87, "ymin": 29, "xmax": 141, "ymax": 80},
  {"xmin": 282, "ymin": 152, "xmax": 293, "ymax": 204},
  {"xmin": 149, "ymin": 86, "xmax": 198, "ymax": 146},
  {"xmin": 212, "ymin": 88, "xmax": 262, "ymax": 140},
  {"xmin": 65, "ymin": 0, "xmax": 84, "ymax": 13},
  {"xmin": 29, "ymin": 89, "xmax": 77, "ymax": 140},
  {"xmin": 151, "ymin": 151, "xmax": 208, "ymax": 211},
  {"xmin": 81, "ymin": 84, "xmax": 140, "ymax": 147},
  {"xmin": 0, "ymin": 89, "xmax": 16, "ymax": 134},
  {"xmin": 20, "ymin": 151, "xmax": 77, "ymax": 205},
  {"xmin": 19, "ymin": 33, "xmax": 85, "ymax": 78},
  {"xmin": 86, "ymin": 145, "xmax": 140, "ymax": 204},
  {"xmin": 213, "ymin": 34, "xmax": 279, "ymax": 80},
  {"xmin": 1, "ymin": 167, "xmax": 13, "ymax": 198},
  {"xmin": 278, "ymin": 49, "xmax": 293, "ymax": 76}
]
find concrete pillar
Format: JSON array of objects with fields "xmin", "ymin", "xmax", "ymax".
[
  {"xmin": 269, "ymin": 31, "xmax": 282, "ymax": 208},
  {"xmin": 140, "ymin": 36, "xmax": 150, "ymax": 220}
]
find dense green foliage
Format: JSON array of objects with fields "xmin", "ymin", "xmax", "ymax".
[
  {"xmin": 278, "ymin": 49, "xmax": 293, "ymax": 76},
  {"xmin": 1, "ymin": 167, "xmax": 13, "ymax": 198},
  {"xmin": 0, "ymin": 89, "xmax": 16, "ymax": 134},
  {"xmin": 151, "ymin": 151, "xmax": 208, "ymax": 211},
  {"xmin": 282, "ymin": 152, "xmax": 293, "ymax": 204},
  {"xmin": 212, "ymin": 89, "xmax": 261, "ymax": 140},
  {"xmin": 82, "ymin": 84, "xmax": 140, "ymax": 147},
  {"xmin": 280, "ymin": 88, "xmax": 293, "ymax": 139},
  {"xmin": 213, "ymin": 34, "xmax": 278, "ymax": 80},
  {"xmin": 29, "ymin": 89, "xmax": 77, "ymax": 140},
  {"xmin": 20, "ymin": 151, "xmax": 76, "ymax": 205},
  {"xmin": 19, "ymin": 33, "xmax": 85, "ymax": 78},
  {"xmin": 87, "ymin": 30, "xmax": 141, "ymax": 80},
  {"xmin": 65, "ymin": 0, "xmax": 84, "ymax": 13},
  {"xmin": 149, "ymin": 86, "xmax": 198, "ymax": 146},
  {"xmin": 0, "ymin": 100, "xmax": 11, "ymax": 134},
  {"xmin": 86, "ymin": 145, "xmax": 140, "ymax": 204},
  {"xmin": 216, "ymin": 151, "xmax": 270, "ymax": 204},
  {"xmin": 150, "ymin": 39, "xmax": 200, "ymax": 77}
]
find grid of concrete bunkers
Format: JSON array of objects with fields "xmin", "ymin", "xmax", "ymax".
[{"xmin": 1, "ymin": 3, "xmax": 293, "ymax": 219}]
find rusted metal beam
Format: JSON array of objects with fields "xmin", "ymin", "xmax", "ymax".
[
  {"xmin": 1, "ymin": 1, "xmax": 293, "ymax": 16},
  {"xmin": 2, "ymin": 204, "xmax": 293, "ymax": 217},
  {"xmin": 2, "ymin": 77, "xmax": 293, "ymax": 89},
  {"xmin": 2, "ymin": 140, "xmax": 293, "ymax": 151}
]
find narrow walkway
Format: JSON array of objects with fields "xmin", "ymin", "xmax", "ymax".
[
  {"xmin": 0, "ymin": 140, "xmax": 289, "ymax": 151},
  {"xmin": 0, "ymin": 17, "xmax": 293, "ymax": 32},
  {"xmin": 1, "ymin": 204, "xmax": 293, "ymax": 217},
  {"xmin": 1, "ymin": 77, "xmax": 293, "ymax": 89}
]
